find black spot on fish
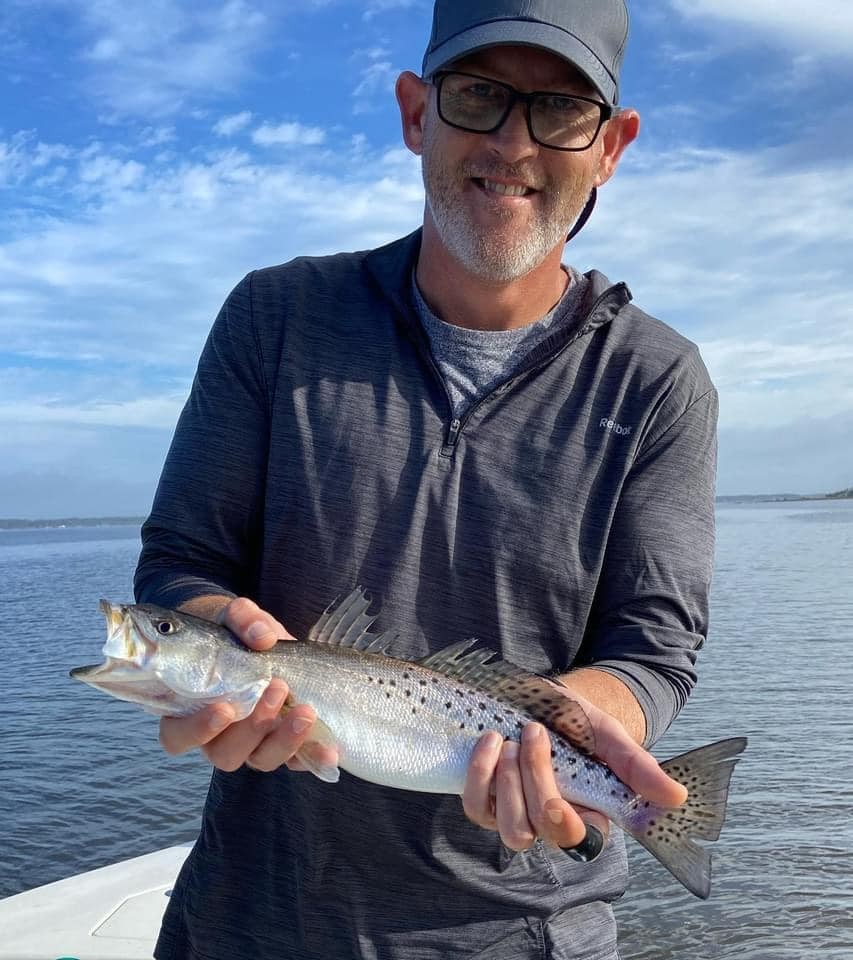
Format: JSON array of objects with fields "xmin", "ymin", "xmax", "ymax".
[
  {"xmin": 420, "ymin": 697, "xmax": 426, "ymax": 704},
  {"xmin": 460, "ymin": 722, "xmax": 465, "ymax": 729},
  {"xmin": 419, "ymin": 679, "xmax": 427, "ymax": 687},
  {"xmin": 550, "ymin": 749, "xmax": 556, "ymax": 758},
  {"xmin": 367, "ymin": 676, "xmax": 373, "ymax": 682},
  {"xmin": 403, "ymin": 672, "xmax": 410, "ymax": 680},
  {"xmin": 385, "ymin": 692, "xmax": 391, "ymax": 699},
  {"xmin": 412, "ymin": 708, "xmax": 417, "ymax": 715},
  {"xmin": 389, "ymin": 679, "xmax": 396, "ymax": 687},
  {"xmin": 493, "ymin": 714, "xmax": 503, "ymax": 723},
  {"xmin": 466, "ymin": 708, "xmax": 473, "ymax": 717},
  {"xmin": 478, "ymin": 724, "xmax": 484, "ymax": 732},
  {"xmin": 405, "ymin": 690, "xmax": 411, "ymax": 697},
  {"xmin": 378, "ymin": 679, "xmax": 384, "ymax": 685},
  {"xmin": 478, "ymin": 702, "xmax": 486, "ymax": 710},
  {"xmin": 445, "ymin": 702, "xmax": 452, "ymax": 709}
]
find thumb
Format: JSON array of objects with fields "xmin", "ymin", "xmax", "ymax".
[{"xmin": 219, "ymin": 596, "xmax": 294, "ymax": 650}]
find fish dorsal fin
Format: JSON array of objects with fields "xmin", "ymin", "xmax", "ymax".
[
  {"xmin": 308, "ymin": 587, "xmax": 393, "ymax": 654},
  {"xmin": 419, "ymin": 642, "xmax": 596, "ymax": 756}
]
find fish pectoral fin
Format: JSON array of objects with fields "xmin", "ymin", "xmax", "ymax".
[{"xmin": 280, "ymin": 698, "xmax": 341, "ymax": 784}]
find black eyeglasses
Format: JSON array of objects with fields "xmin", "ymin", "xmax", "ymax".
[{"xmin": 432, "ymin": 71, "xmax": 613, "ymax": 152}]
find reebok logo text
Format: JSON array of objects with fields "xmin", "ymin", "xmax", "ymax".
[{"xmin": 600, "ymin": 417, "xmax": 632, "ymax": 437}]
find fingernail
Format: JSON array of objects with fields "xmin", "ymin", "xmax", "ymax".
[
  {"xmin": 484, "ymin": 731, "xmax": 503, "ymax": 753},
  {"xmin": 522, "ymin": 723, "xmax": 541, "ymax": 743},
  {"xmin": 502, "ymin": 741, "xmax": 519, "ymax": 759},
  {"xmin": 247, "ymin": 622, "xmax": 269, "ymax": 643},
  {"xmin": 546, "ymin": 802, "xmax": 564, "ymax": 826},
  {"xmin": 263, "ymin": 686, "xmax": 284, "ymax": 708},
  {"xmin": 564, "ymin": 824, "xmax": 605, "ymax": 863},
  {"xmin": 290, "ymin": 716, "xmax": 312, "ymax": 734},
  {"xmin": 208, "ymin": 709, "xmax": 231, "ymax": 733}
]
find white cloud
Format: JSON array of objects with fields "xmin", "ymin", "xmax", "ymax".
[
  {"xmin": 0, "ymin": 395, "xmax": 185, "ymax": 429},
  {"xmin": 669, "ymin": 0, "xmax": 853, "ymax": 58},
  {"xmin": 252, "ymin": 122, "xmax": 327, "ymax": 146},
  {"xmin": 363, "ymin": 0, "xmax": 418, "ymax": 23},
  {"xmin": 60, "ymin": 0, "xmax": 272, "ymax": 117},
  {"xmin": 214, "ymin": 111, "xmax": 254, "ymax": 137},
  {"xmin": 353, "ymin": 59, "xmax": 400, "ymax": 114}
]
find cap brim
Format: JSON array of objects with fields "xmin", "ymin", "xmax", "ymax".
[{"xmin": 422, "ymin": 20, "xmax": 617, "ymax": 105}]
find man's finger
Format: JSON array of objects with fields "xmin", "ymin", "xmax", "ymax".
[
  {"xmin": 494, "ymin": 741, "xmax": 537, "ymax": 851},
  {"xmin": 519, "ymin": 723, "xmax": 585, "ymax": 848},
  {"xmin": 160, "ymin": 704, "xmax": 235, "ymax": 756},
  {"xmin": 220, "ymin": 596, "xmax": 294, "ymax": 649},
  {"xmin": 246, "ymin": 705, "xmax": 326, "ymax": 773},
  {"xmin": 462, "ymin": 731, "xmax": 503, "ymax": 828},
  {"xmin": 201, "ymin": 682, "xmax": 289, "ymax": 771},
  {"xmin": 591, "ymin": 710, "xmax": 688, "ymax": 807}
]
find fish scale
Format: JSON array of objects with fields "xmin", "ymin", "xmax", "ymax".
[{"xmin": 71, "ymin": 587, "xmax": 747, "ymax": 899}]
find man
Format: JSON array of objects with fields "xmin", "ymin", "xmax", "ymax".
[{"xmin": 135, "ymin": 1, "xmax": 716, "ymax": 957}]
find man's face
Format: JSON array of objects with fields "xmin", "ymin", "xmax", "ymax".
[{"xmin": 419, "ymin": 45, "xmax": 607, "ymax": 282}]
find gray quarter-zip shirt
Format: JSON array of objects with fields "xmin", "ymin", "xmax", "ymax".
[{"xmin": 136, "ymin": 230, "xmax": 717, "ymax": 960}]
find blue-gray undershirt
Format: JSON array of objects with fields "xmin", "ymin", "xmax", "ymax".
[{"xmin": 413, "ymin": 267, "xmax": 590, "ymax": 417}]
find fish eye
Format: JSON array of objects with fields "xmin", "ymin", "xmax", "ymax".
[{"xmin": 157, "ymin": 620, "xmax": 176, "ymax": 635}]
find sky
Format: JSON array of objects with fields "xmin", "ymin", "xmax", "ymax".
[{"xmin": 1, "ymin": 0, "xmax": 852, "ymax": 518}]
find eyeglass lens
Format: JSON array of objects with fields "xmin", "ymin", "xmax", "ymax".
[{"xmin": 438, "ymin": 73, "xmax": 604, "ymax": 150}]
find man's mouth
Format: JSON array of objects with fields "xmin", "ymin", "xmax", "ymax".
[{"xmin": 474, "ymin": 178, "xmax": 535, "ymax": 198}]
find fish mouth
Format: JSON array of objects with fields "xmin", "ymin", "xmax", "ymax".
[{"xmin": 98, "ymin": 599, "xmax": 155, "ymax": 664}]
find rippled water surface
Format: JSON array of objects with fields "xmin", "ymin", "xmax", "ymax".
[{"xmin": 2, "ymin": 502, "xmax": 852, "ymax": 959}]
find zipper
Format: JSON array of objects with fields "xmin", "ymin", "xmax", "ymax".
[
  {"xmin": 445, "ymin": 417, "xmax": 462, "ymax": 451},
  {"xmin": 409, "ymin": 283, "xmax": 629, "ymax": 458}
]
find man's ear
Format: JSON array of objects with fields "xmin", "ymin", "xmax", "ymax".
[
  {"xmin": 594, "ymin": 109, "xmax": 640, "ymax": 187},
  {"xmin": 396, "ymin": 71, "xmax": 430, "ymax": 156}
]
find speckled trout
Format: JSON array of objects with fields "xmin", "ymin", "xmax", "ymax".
[{"xmin": 71, "ymin": 588, "xmax": 746, "ymax": 898}]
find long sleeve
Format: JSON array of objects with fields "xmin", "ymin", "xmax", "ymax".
[
  {"xmin": 134, "ymin": 273, "xmax": 271, "ymax": 608},
  {"xmin": 576, "ymin": 385, "xmax": 718, "ymax": 747}
]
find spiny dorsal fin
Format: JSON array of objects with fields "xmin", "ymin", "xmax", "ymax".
[
  {"xmin": 419, "ymin": 642, "xmax": 596, "ymax": 755},
  {"xmin": 308, "ymin": 587, "xmax": 393, "ymax": 654}
]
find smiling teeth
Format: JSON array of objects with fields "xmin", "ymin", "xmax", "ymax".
[{"xmin": 482, "ymin": 179, "xmax": 530, "ymax": 197}]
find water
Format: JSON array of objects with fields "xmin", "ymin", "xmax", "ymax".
[{"xmin": 2, "ymin": 503, "xmax": 852, "ymax": 958}]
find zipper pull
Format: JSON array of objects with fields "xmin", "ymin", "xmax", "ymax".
[{"xmin": 446, "ymin": 418, "xmax": 461, "ymax": 448}]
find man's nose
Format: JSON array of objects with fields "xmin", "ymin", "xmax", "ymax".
[{"xmin": 483, "ymin": 102, "xmax": 539, "ymax": 163}]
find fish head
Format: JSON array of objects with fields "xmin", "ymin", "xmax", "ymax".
[{"xmin": 71, "ymin": 601, "xmax": 269, "ymax": 718}]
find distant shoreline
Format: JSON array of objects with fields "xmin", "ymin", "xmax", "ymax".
[
  {"xmin": 2, "ymin": 490, "xmax": 851, "ymax": 530},
  {"xmin": 0, "ymin": 516, "xmax": 145, "ymax": 530}
]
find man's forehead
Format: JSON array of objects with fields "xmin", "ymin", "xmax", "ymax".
[{"xmin": 448, "ymin": 44, "xmax": 594, "ymax": 92}]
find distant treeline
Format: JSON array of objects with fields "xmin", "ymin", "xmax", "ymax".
[
  {"xmin": 3, "ymin": 490, "xmax": 852, "ymax": 530},
  {"xmin": 0, "ymin": 516, "xmax": 145, "ymax": 530}
]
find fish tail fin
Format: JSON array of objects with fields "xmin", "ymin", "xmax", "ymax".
[{"xmin": 626, "ymin": 736, "xmax": 747, "ymax": 899}]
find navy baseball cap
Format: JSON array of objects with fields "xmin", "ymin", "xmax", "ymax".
[{"xmin": 422, "ymin": 0, "xmax": 629, "ymax": 106}]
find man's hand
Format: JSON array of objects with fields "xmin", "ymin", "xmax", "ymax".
[
  {"xmin": 462, "ymin": 689, "xmax": 687, "ymax": 855},
  {"xmin": 158, "ymin": 597, "xmax": 339, "ymax": 774}
]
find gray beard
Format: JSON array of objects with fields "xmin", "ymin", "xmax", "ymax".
[{"xmin": 421, "ymin": 154, "xmax": 591, "ymax": 282}]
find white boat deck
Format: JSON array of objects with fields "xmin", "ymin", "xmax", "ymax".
[{"xmin": 0, "ymin": 845, "xmax": 191, "ymax": 960}]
